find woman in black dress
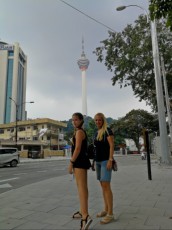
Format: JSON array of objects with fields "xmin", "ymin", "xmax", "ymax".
[{"xmin": 68, "ymin": 112, "xmax": 92, "ymax": 230}]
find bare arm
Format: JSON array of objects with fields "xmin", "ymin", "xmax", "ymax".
[
  {"xmin": 107, "ymin": 135, "xmax": 114, "ymax": 170},
  {"xmin": 68, "ymin": 129, "xmax": 85, "ymax": 174},
  {"xmin": 107, "ymin": 135, "xmax": 114, "ymax": 160}
]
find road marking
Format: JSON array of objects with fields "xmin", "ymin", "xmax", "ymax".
[
  {"xmin": 0, "ymin": 177, "xmax": 19, "ymax": 183},
  {"xmin": 0, "ymin": 183, "xmax": 12, "ymax": 188},
  {"xmin": 53, "ymin": 168, "xmax": 66, "ymax": 171},
  {"xmin": 14, "ymin": 173, "xmax": 27, "ymax": 176}
]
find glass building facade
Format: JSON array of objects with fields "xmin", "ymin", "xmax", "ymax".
[{"xmin": 0, "ymin": 42, "xmax": 27, "ymax": 124}]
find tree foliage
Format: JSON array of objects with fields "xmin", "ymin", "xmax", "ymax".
[
  {"xmin": 86, "ymin": 119, "xmax": 97, "ymax": 144},
  {"xmin": 149, "ymin": 0, "xmax": 172, "ymax": 31},
  {"xmin": 110, "ymin": 120, "xmax": 125, "ymax": 149},
  {"xmin": 111, "ymin": 109, "xmax": 159, "ymax": 153},
  {"xmin": 93, "ymin": 15, "xmax": 172, "ymax": 111}
]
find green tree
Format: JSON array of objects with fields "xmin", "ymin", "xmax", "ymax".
[
  {"xmin": 111, "ymin": 109, "xmax": 159, "ymax": 154},
  {"xmin": 86, "ymin": 119, "xmax": 97, "ymax": 144},
  {"xmin": 149, "ymin": 0, "xmax": 172, "ymax": 31},
  {"xmin": 93, "ymin": 15, "xmax": 172, "ymax": 111},
  {"xmin": 110, "ymin": 121, "xmax": 125, "ymax": 149}
]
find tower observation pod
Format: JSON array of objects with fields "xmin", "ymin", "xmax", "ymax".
[{"xmin": 77, "ymin": 38, "xmax": 89, "ymax": 116}]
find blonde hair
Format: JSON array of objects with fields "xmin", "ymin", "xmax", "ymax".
[{"xmin": 94, "ymin": 113, "xmax": 108, "ymax": 141}]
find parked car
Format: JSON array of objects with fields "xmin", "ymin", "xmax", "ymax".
[
  {"xmin": 0, "ymin": 147, "xmax": 20, "ymax": 167},
  {"xmin": 28, "ymin": 150, "xmax": 40, "ymax": 159}
]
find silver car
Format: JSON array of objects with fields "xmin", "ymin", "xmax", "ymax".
[{"xmin": 0, "ymin": 148, "xmax": 20, "ymax": 167}]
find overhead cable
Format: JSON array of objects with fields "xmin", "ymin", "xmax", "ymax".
[{"xmin": 59, "ymin": 0, "xmax": 116, "ymax": 33}]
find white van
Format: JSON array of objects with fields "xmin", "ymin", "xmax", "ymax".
[{"xmin": 0, "ymin": 148, "xmax": 20, "ymax": 167}]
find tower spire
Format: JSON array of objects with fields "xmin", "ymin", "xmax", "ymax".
[{"xmin": 82, "ymin": 36, "xmax": 84, "ymax": 55}]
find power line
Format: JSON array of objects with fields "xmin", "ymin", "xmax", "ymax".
[{"xmin": 59, "ymin": 0, "xmax": 116, "ymax": 33}]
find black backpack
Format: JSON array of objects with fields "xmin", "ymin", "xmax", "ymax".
[{"xmin": 87, "ymin": 143, "xmax": 96, "ymax": 159}]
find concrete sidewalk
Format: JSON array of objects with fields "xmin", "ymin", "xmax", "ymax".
[{"xmin": 0, "ymin": 157, "xmax": 172, "ymax": 229}]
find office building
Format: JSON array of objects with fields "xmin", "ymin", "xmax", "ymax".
[{"xmin": 0, "ymin": 41, "xmax": 27, "ymax": 124}]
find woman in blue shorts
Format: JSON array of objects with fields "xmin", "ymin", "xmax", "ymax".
[{"xmin": 94, "ymin": 112, "xmax": 115, "ymax": 224}]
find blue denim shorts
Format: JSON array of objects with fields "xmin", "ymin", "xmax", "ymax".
[{"xmin": 96, "ymin": 160, "xmax": 112, "ymax": 182}]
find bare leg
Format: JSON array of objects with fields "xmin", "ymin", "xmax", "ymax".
[
  {"xmin": 100, "ymin": 181, "xmax": 108, "ymax": 212},
  {"xmin": 74, "ymin": 168, "xmax": 89, "ymax": 220},
  {"xmin": 101, "ymin": 181, "xmax": 113, "ymax": 215}
]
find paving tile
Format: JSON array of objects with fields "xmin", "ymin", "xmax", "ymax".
[
  {"xmin": 0, "ymin": 156, "xmax": 172, "ymax": 230},
  {"xmin": 0, "ymin": 218, "xmax": 26, "ymax": 230},
  {"xmin": 14, "ymin": 220, "xmax": 49, "ymax": 230},
  {"xmin": 145, "ymin": 215, "xmax": 172, "ymax": 229}
]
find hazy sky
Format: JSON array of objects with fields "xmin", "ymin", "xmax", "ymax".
[{"xmin": 0, "ymin": 0, "xmax": 151, "ymax": 121}]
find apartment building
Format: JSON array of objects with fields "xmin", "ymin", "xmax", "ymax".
[{"xmin": 0, "ymin": 118, "xmax": 67, "ymax": 152}]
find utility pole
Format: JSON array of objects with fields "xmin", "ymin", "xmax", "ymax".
[
  {"xmin": 161, "ymin": 55, "xmax": 172, "ymax": 145},
  {"xmin": 9, "ymin": 97, "xmax": 34, "ymax": 148}
]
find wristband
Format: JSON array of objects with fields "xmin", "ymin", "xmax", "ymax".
[{"xmin": 109, "ymin": 158, "xmax": 113, "ymax": 161}]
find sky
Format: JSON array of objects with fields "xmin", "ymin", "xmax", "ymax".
[{"xmin": 0, "ymin": 0, "xmax": 151, "ymax": 121}]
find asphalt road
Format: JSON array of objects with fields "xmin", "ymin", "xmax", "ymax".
[
  {"xmin": 0, "ymin": 160, "xmax": 69, "ymax": 194},
  {"xmin": 0, "ymin": 155, "xmax": 151, "ymax": 194}
]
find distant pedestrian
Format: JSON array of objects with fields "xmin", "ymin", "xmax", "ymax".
[
  {"xmin": 93, "ymin": 112, "xmax": 115, "ymax": 224},
  {"xmin": 68, "ymin": 112, "xmax": 92, "ymax": 230}
]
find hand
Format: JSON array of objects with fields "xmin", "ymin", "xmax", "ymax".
[
  {"xmin": 107, "ymin": 160, "xmax": 112, "ymax": 170},
  {"xmin": 91, "ymin": 161, "xmax": 95, "ymax": 171},
  {"xmin": 68, "ymin": 163, "xmax": 73, "ymax": 174}
]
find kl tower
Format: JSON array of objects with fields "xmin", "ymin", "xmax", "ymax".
[{"xmin": 77, "ymin": 38, "xmax": 90, "ymax": 116}]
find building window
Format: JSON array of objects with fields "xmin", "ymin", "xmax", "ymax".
[
  {"xmin": 4, "ymin": 59, "xmax": 14, "ymax": 123},
  {"xmin": 19, "ymin": 127, "xmax": 25, "ymax": 131},
  {"xmin": 7, "ymin": 129, "xmax": 11, "ymax": 132},
  {"xmin": 33, "ymin": 137, "xmax": 38, "ymax": 140},
  {"xmin": 27, "ymin": 126, "xmax": 30, "ymax": 129},
  {"xmin": 8, "ymin": 51, "xmax": 14, "ymax": 56},
  {"xmin": 17, "ymin": 63, "xmax": 24, "ymax": 120},
  {"xmin": 42, "ymin": 125, "xmax": 44, "ymax": 128},
  {"xmin": 33, "ymin": 126, "xmax": 37, "ymax": 130},
  {"xmin": 0, "ymin": 129, "xmax": 4, "ymax": 134}
]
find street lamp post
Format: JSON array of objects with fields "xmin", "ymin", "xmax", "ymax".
[
  {"xmin": 57, "ymin": 128, "xmax": 60, "ymax": 150},
  {"xmin": 9, "ymin": 97, "xmax": 34, "ymax": 147},
  {"xmin": 116, "ymin": 5, "xmax": 171, "ymax": 164}
]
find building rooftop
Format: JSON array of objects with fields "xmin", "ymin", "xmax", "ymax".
[{"xmin": 0, "ymin": 118, "xmax": 67, "ymax": 128}]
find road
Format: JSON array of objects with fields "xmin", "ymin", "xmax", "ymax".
[
  {"xmin": 0, "ymin": 159, "xmax": 69, "ymax": 194},
  {"xmin": 0, "ymin": 155, "xmax": 151, "ymax": 194}
]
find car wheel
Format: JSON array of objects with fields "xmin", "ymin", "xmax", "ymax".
[{"xmin": 10, "ymin": 160, "xmax": 18, "ymax": 167}]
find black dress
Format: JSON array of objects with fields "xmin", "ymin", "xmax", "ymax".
[{"xmin": 72, "ymin": 129, "xmax": 91, "ymax": 169}]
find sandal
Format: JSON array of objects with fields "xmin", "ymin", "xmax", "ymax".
[
  {"xmin": 80, "ymin": 215, "xmax": 92, "ymax": 230},
  {"xmin": 100, "ymin": 214, "xmax": 114, "ymax": 224},
  {"xmin": 96, "ymin": 210, "xmax": 107, "ymax": 218},
  {"xmin": 72, "ymin": 211, "xmax": 82, "ymax": 219}
]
